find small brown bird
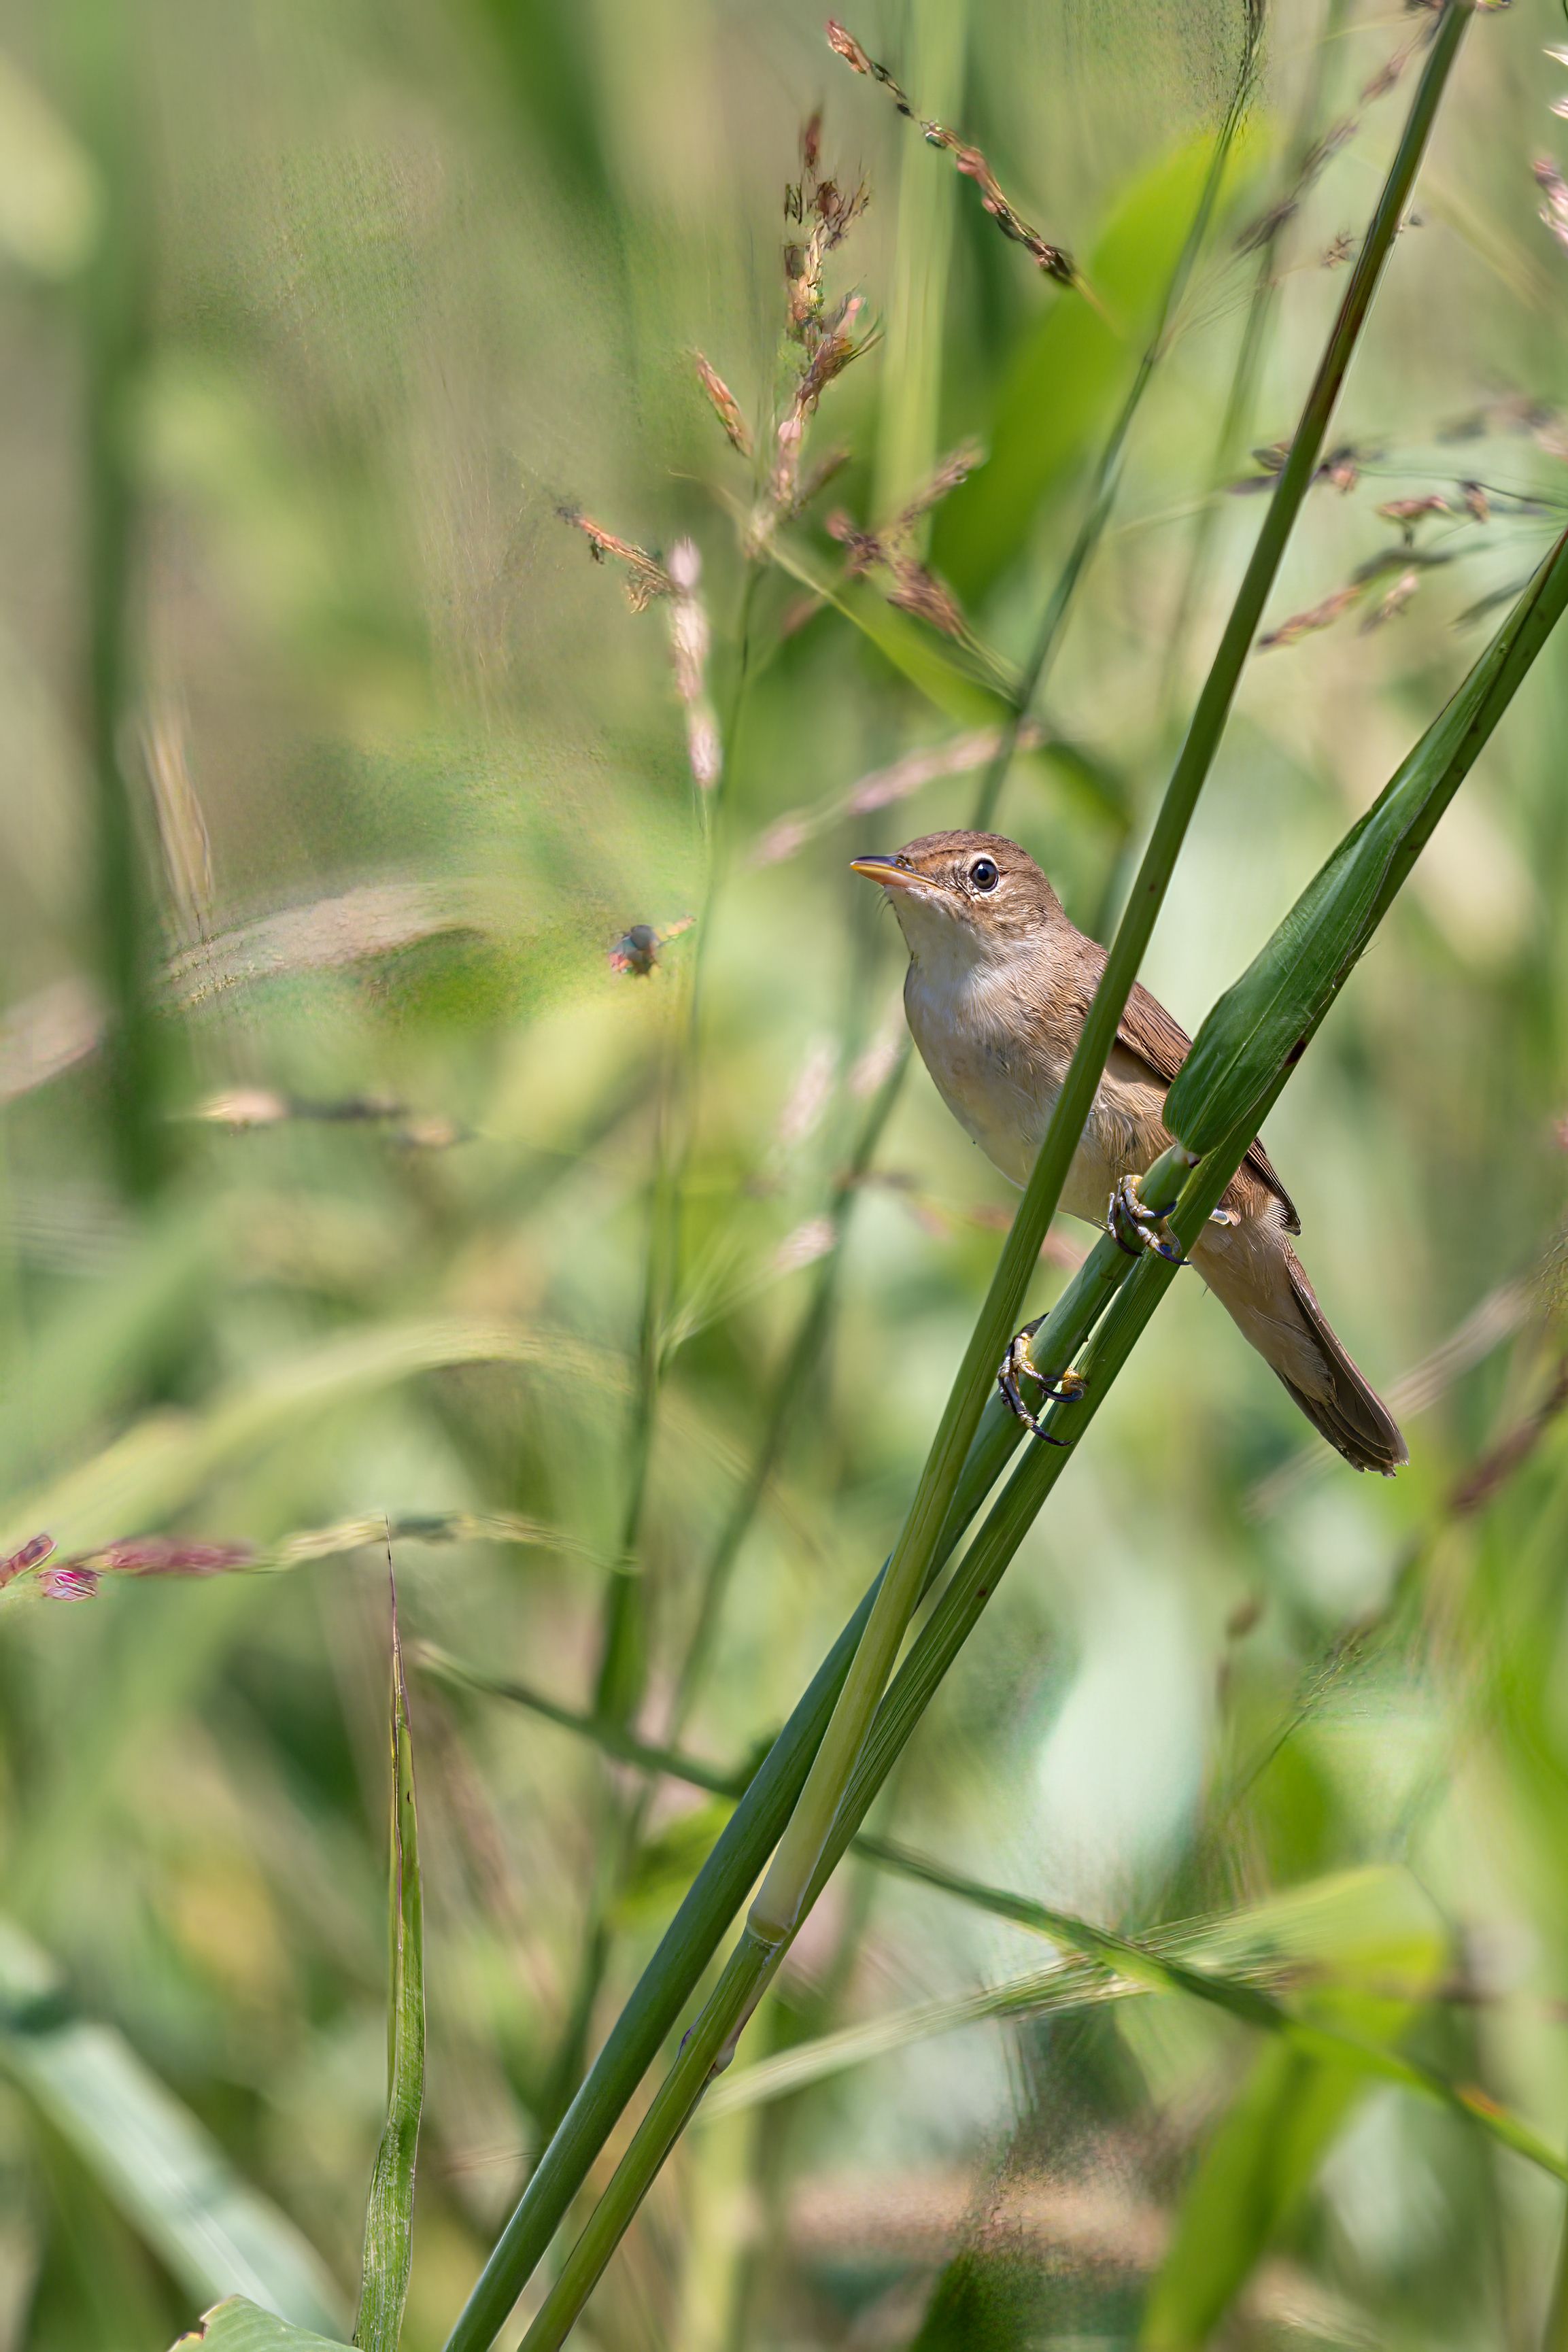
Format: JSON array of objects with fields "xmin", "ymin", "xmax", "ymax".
[{"xmin": 851, "ymin": 830, "xmax": 1405, "ymax": 1473}]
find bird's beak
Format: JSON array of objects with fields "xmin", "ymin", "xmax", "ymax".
[{"xmin": 850, "ymin": 855, "xmax": 919, "ymax": 891}]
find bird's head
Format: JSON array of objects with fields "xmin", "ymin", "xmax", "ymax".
[{"xmin": 850, "ymin": 830, "xmax": 1061, "ymax": 973}]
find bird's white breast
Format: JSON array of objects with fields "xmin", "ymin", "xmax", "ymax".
[
  {"xmin": 902, "ymin": 945, "xmax": 1159, "ymax": 1229},
  {"xmin": 903, "ymin": 957, "xmax": 1063, "ymax": 1191}
]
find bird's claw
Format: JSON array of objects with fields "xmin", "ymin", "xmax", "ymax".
[
  {"xmin": 998, "ymin": 1319, "xmax": 1085, "ymax": 1445},
  {"xmin": 1107, "ymin": 1173, "xmax": 1187, "ymax": 1265}
]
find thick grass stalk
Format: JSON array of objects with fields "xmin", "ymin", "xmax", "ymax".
[
  {"xmin": 970, "ymin": 0, "xmax": 1264, "ymax": 831},
  {"xmin": 517, "ymin": 1937, "xmax": 771, "ymax": 2352},
  {"xmin": 75, "ymin": 0, "xmax": 163, "ymax": 1197},
  {"xmin": 353, "ymin": 1582, "xmax": 424, "ymax": 2352},
  {"xmin": 543, "ymin": 561, "xmax": 761, "ymax": 2129},
  {"xmin": 508, "ymin": 1190, "xmax": 1231, "ymax": 2352},
  {"xmin": 748, "ymin": 0, "xmax": 1469, "ymax": 1956},
  {"xmin": 439, "ymin": 1248, "xmax": 1123, "ymax": 2352},
  {"xmin": 667, "ymin": 1036, "xmax": 906, "ymax": 1728}
]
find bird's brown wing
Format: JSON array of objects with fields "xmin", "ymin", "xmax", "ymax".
[{"xmin": 1117, "ymin": 977, "xmax": 1301, "ymax": 1234}]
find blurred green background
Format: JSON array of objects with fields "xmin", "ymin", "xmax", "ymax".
[{"xmin": 2, "ymin": 1, "xmax": 1568, "ymax": 2345}]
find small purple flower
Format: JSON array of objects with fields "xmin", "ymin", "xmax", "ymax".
[{"xmin": 38, "ymin": 1565, "xmax": 99, "ymax": 1601}]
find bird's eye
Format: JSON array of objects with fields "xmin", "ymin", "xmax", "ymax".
[{"xmin": 970, "ymin": 856, "xmax": 1000, "ymax": 893}]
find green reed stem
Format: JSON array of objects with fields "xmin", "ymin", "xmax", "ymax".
[
  {"xmin": 594, "ymin": 560, "xmax": 762, "ymax": 1720},
  {"xmin": 512, "ymin": 1180, "xmax": 1242, "ymax": 2351},
  {"xmin": 76, "ymin": 1, "xmax": 163, "ymax": 1197},
  {"xmin": 543, "ymin": 560, "xmax": 762, "ymax": 2132},
  {"xmin": 440, "ymin": 1244, "xmax": 1121, "ymax": 2352},
  {"xmin": 1156, "ymin": 0, "xmax": 1350, "ymax": 728},
  {"xmin": 668, "ymin": 1040, "xmax": 906, "ymax": 1731},
  {"xmin": 510, "ymin": 1274, "xmax": 1129, "ymax": 2352}
]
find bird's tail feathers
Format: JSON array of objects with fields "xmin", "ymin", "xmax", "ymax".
[{"xmin": 1274, "ymin": 1246, "xmax": 1407, "ymax": 1476}]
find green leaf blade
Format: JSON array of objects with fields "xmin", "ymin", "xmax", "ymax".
[
  {"xmin": 175, "ymin": 2296, "xmax": 351, "ymax": 2349},
  {"xmin": 1139, "ymin": 2043, "xmax": 1367, "ymax": 2352}
]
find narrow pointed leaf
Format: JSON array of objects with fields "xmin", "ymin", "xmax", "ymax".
[
  {"xmin": 1138, "ymin": 2043, "xmax": 1369, "ymax": 2352},
  {"xmin": 1140, "ymin": 1860, "xmax": 1475, "ymax": 2351},
  {"xmin": 1165, "ymin": 528, "xmax": 1568, "ymax": 1153},
  {"xmin": 353, "ymin": 1582, "xmax": 425, "ymax": 2352}
]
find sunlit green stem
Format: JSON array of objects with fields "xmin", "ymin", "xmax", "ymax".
[
  {"xmin": 75, "ymin": 0, "xmax": 164, "ymax": 1197},
  {"xmin": 439, "ymin": 1247, "xmax": 1120, "ymax": 2352},
  {"xmin": 549, "ymin": 560, "xmax": 762, "ymax": 2130},
  {"xmin": 353, "ymin": 1595, "xmax": 424, "ymax": 2352},
  {"xmin": 668, "ymin": 1038, "xmax": 906, "ymax": 1729},
  {"xmin": 517, "ymin": 1935, "xmax": 767, "ymax": 2352}
]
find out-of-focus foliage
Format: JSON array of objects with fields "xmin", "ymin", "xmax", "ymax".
[{"xmin": 0, "ymin": 1, "xmax": 1567, "ymax": 2347}]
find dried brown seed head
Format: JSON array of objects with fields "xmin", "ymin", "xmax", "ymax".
[{"xmin": 560, "ymin": 507, "xmax": 672, "ymax": 611}]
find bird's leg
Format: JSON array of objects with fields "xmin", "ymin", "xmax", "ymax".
[
  {"xmin": 1107, "ymin": 1172, "xmax": 1188, "ymax": 1265},
  {"xmin": 998, "ymin": 1318, "xmax": 1087, "ymax": 1444}
]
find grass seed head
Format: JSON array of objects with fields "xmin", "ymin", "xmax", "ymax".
[
  {"xmin": 1360, "ymin": 566, "xmax": 1422, "ymax": 630},
  {"xmin": 560, "ymin": 506, "xmax": 672, "ymax": 611},
  {"xmin": 1535, "ymin": 158, "xmax": 1568, "ymax": 252},
  {"xmin": 1378, "ymin": 493, "xmax": 1451, "ymax": 534},
  {"xmin": 0, "ymin": 1533, "xmax": 54, "ymax": 1586},
  {"xmin": 884, "ymin": 561, "xmax": 966, "ymax": 638},
  {"xmin": 825, "ymin": 18, "xmax": 1077, "ymax": 286},
  {"xmin": 38, "ymin": 1565, "xmax": 99, "ymax": 1600},
  {"xmin": 692, "ymin": 352, "xmax": 751, "ymax": 457},
  {"xmin": 1258, "ymin": 583, "xmax": 1362, "ymax": 649}
]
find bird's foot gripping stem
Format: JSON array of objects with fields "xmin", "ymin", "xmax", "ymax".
[
  {"xmin": 998, "ymin": 1320, "xmax": 1086, "ymax": 1444},
  {"xmin": 1107, "ymin": 1172, "xmax": 1187, "ymax": 1265}
]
